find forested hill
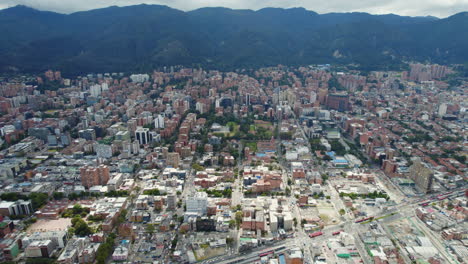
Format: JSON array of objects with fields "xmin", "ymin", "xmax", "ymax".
[{"xmin": 0, "ymin": 5, "xmax": 467, "ymax": 75}]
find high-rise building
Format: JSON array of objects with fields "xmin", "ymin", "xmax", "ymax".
[
  {"xmin": 186, "ymin": 192, "xmax": 208, "ymax": 216},
  {"xmin": 166, "ymin": 192, "xmax": 176, "ymax": 210},
  {"xmin": 438, "ymin": 103, "xmax": 447, "ymax": 117},
  {"xmin": 245, "ymin": 94, "xmax": 251, "ymax": 106},
  {"xmin": 409, "ymin": 158, "xmax": 434, "ymax": 194},
  {"xmin": 131, "ymin": 140, "xmax": 140, "ymax": 154},
  {"xmin": 130, "ymin": 74, "xmax": 150, "ymax": 83},
  {"xmin": 81, "ymin": 117, "xmax": 89, "ymax": 128},
  {"xmin": 79, "ymin": 129, "xmax": 96, "ymax": 141},
  {"xmin": 122, "ymin": 141, "xmax": 131, "ymax": 155},
  {"xmin": 310, "ymin": 91, "xmax": 317, "ymax": 104},
  {"xmin": 95, "ymin": 143, "xmax": 113, "ymax": 159},
  {"xmin": 90, "ymin": 84, "xmax": 102, "ymax": 97},
  {"xmin": 195, "ymin": 101, "xmax": 205, "ymax": 114},
  {"xmin": 127, "ymin": 119, "xmax": 137, "ymax": 134},
  {"xmin": 135, "ymin": 127, "xmax": 152, "ymax": 145},
  {"xmin": 409, "ymin": 63, "xmax": 449, "ymax": 82},
  {"xmin": 166, "ymin": 152, "xmax": 180, "ymax": 168},
  {"xmin": 154, "ymin": 114, "xmax": 165, "ymax": 129},
  {"xmin": 80, "ymin": 165, "xmax": 110, "ymax": 188},
  {"xmin": 0, "ymin": 200, "xmax": 33, "ymax": 216},
  {"xmin": 326, "ymin": 93, "xmax": 350, "ymax": 112},
  {"xmin": 101, "ymin": 82, "xmax": 109, "ymax": 91}
]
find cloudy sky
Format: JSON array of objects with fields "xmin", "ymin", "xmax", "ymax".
[{"xmin": 0, "ymin": 0, "xmax": 467, "ymax": 17}]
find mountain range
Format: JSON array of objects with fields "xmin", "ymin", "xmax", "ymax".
[{"xmin": 0, "ymin": 4, "xmax": 467, "ymax": 75}]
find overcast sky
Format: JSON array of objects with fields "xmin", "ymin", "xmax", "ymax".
[{"xmin": 0, "ymin": 0, "xmax": 467, "ymax": 17}]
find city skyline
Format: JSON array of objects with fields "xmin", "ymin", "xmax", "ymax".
[
  {"xmin": 0, "ymin": 1, "xmax": 466, "ymax": 263},
  {"xmin": 0, "ymin": 0, "xmax": 467, "ymax": 17}
]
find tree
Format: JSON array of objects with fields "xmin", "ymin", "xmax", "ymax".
[
  {"xmin": 453, "ymin": 155, "xmax": 466, "ymax": 164},
  {"xmin": 105, "ymin": 190, "xmax": 129, "ymax": 197},
  {"xmin": 25, "ymin": 258, "xmax": 56, "ymax": 264},
  {"xmin": 229, "ymin": 219, "xmax": 236, "ymax": 228},
  {"xmin": 117, "ymin": 209, "xmax": 127, "ymax": 224},
  {"xmin": 29, "ymin": 193, "xmax": 49, "ymax": 210},
  {"xmin": 339, "ymin": 209, "xmax": 346, "ymax": 216},
  {"xmin": 96, "ymin": 233, "xmax": 116, "ymax": 264},
  {"xmin": 192, "ymin": 163, "xmax": 205, "ymax": 172},
  {"xmin": 143, "ymin": 189, "xmax": 161, "ymax": 195},
  {"xmin": 447, "ymin": 202, "xmax": 454, "ymax": 210},
  {"xmin": 72, "ymin": 204, "xmax": 84, "ymax": 215},
  {"xmin": 71, "ymin": 217, "xmax": 93, "ymax": 237},
  {"xmin": 0, "ymin": 192, "xmax": 28, "ymax": 201},
  {"xmin": 226, "ymin": 237, "xmax": 234, "ymax": 246},
  {"xmin": 235, "ymin": 211, "xmax": 243, "ymax": 229},
  {"xmin": 171, "ymin": 234, "xmax": 178, "ymax": 251},
  {"xmin": 53, "ymin": 192, "xmax": 64, "ymax": 200}
]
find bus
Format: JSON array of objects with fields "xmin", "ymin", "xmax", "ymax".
[
  {"xmin": 332, "ymin": 231, "xmax": 342, "ymax": 236},
  {"xmin": 309, "ymin": 231, "xmax": 323, "ymax": 238},
  {"xmin": 437, "ymin": 195, "xmax": 448, "ymax": 201},
  {"xmin": 418, "ymin": 200, "xmax": 431, "ymax": 206},
  {"xmin": 355, "ymin": 216, "xmax": 374, "ymax": 223},
  {"xmin": 259, "ymin": 250, "xmax": 274, "ymax": 257}
]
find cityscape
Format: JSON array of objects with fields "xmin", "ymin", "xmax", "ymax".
[{"xmin": 0, "ymin": 2, "xmax": 467, "ymax": 264}]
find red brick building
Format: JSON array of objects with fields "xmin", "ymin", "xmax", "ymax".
[
  {"xmin": 326, "ymin": 93, "xmax": 350, "ymax": 112},
  {"xmin": 80, "ymin": 165, "xmax": 110, "ymax": 188}
]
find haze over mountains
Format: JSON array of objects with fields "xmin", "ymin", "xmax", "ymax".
[{"xmin": 0, "ymin": 4, "xmax": 467, "ymax": 75}]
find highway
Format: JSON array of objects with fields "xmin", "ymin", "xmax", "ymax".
[
  {"xmin": 411, "ymin": 212, "xmax": 460, "ymax": 264},
  {"xmin": 215, "ymin": 241, "xmax": 296, "ymax": 264},
  {"xmin": 203, "ymin": 106, "xmax": 466, "ymax": 264},
  {"xmin": 209, "ymin": 188, "xmax": 463, "ymax": 264}
]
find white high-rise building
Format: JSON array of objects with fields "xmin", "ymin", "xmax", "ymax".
[
  {"xmin": 130, "ymin": 74, "xmax": 150, "ymax": 83},
  {"xmin": 438, "ymin": 103, "xmax": 447, "ymax": 117},
  {"xmin": 101, "ymin": 82, "xmax": 109, "ymax": 91},
  {"xmin": 196, "ymin": 102, "xmax": 205, "ymax": 114},
  {"xmin": 310, "ymin": 91, "xmax": 317, "ymax": 104},
  {"xmin": 186, "ymin": 192, "xmax": 208, "ymax": 216},
  {"xmin": 154, "ymin": 114, "xmax": 165, "ymax": 129},
  {"xmin": 90, "ymin": 84, "xmax": 102, "ymax": 97},
  {"xmin": 131, "ymin": 140, "xmax": 140, "ymax": 154}
]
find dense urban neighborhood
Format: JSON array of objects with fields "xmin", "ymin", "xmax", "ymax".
[{"xmin": 0, "ymin": 63, "xmax": 466, "ymax": 264}]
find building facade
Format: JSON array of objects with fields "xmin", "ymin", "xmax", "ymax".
[
  {"xmin": 409, "ymin": 158, "xmax": 434, "ymax": 194},
  {"xmin": 80, "ymin": 165, "xmax": 110, "ymax": 189}
]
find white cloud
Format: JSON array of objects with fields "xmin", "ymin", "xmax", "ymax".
[{"xmin": 1, "ymin": 0, "xmax": 467, "ymax": 17}]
